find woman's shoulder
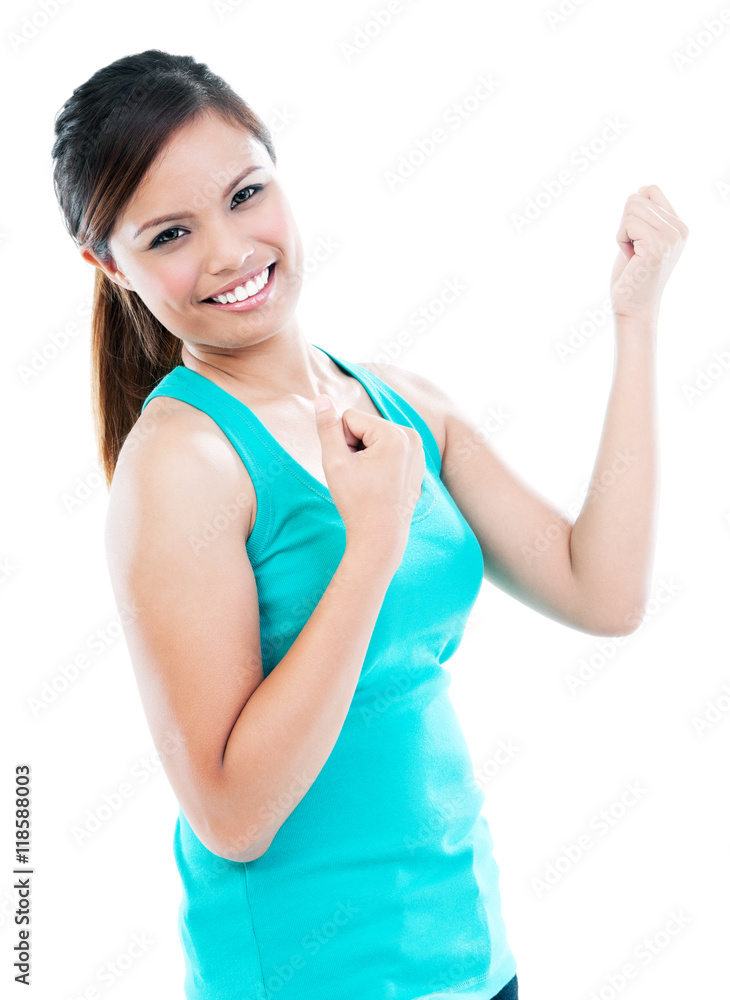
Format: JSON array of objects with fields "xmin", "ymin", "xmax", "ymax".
[
  {"xmin": 120, "ymin": 393, "xmax": 249, "ymax": 478},
  {"xmin": 108, "ymin": 394, "xmax": 255, "ymax": 534},
  {"xmin": 355, "ymin": 359, "xmax": 447, "ymax": 461}
]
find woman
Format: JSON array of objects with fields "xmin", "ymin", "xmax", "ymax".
[{"xmin": 51, "ymin": 49, "xmax": 687, "ymax": 1000}]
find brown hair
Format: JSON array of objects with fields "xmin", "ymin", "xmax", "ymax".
[{"xmin": 51, "ymin": 50, "xmax": 277, "ymax": 488}]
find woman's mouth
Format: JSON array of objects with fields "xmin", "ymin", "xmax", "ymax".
[{"xmin": 202, "ymin": 263, "xmax": 276, "ymax": 310}]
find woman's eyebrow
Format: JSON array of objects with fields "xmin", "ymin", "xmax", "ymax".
[{"xmin": 132, "ymin": 165, "xmax": 266, "ymax": 240}]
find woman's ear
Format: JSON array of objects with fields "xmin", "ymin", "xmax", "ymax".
[{"xmin": 80, "ymin": 247, "xmax": 134, "ymax": 292}]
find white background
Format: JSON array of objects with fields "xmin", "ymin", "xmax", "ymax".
[{"xmin": 3, "ymin": 1, "xmax": 729, "ymax": 998}]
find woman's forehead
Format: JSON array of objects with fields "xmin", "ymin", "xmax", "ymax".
[{"xmin": 114, "ymin": 121, "xmax": 271, "ymax": 243}]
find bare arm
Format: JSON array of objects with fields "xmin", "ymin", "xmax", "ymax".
[
  {"xmin": 570, "ymin": 186, "xmax": 688, "ymax": 630},
  {"xmin": 567, "ymin": 320, "xmax": 658, "ymax": 632},
  {"xmin": 106, "ymin": 397, "xmax": 418, "ymax": 863},
  {"xmin": 218, "ymin": 535, "xmax": 396, "ymax": 860},
  {"xmin": 360, "ymin": 187, "xmax": 687, "ymax": 636}
]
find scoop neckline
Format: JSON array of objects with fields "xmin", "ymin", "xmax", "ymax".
[{"xmin": 169, "ymin": 344, "xmax": 435, "ymax": 520}]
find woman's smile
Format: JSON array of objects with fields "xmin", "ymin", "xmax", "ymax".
[{"xmin": 200, "ymin": 261, "xmax": 276, "ymax": 310}]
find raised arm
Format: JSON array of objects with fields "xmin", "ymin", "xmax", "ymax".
[{"xmin": 361, "ymin": 185, "xmax": 688, "ymax": 637}]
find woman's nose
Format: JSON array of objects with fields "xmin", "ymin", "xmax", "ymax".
[{"xmin": 202, "ymin": 221, "xmax": 255, "ymax": 276}]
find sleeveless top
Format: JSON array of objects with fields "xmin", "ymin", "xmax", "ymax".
[{"xmin": 140, "ymin": 344, "xmax": 518, "ymax": 1000}]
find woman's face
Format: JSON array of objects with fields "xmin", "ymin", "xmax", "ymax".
[{"xmin": 83, "ymin": 111, "xmax": 304, "ymax": 351}]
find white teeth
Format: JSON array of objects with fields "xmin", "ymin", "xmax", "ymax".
[{"xmin": 212, "ymin": 266, "xmax": 270, "ymax": 304}]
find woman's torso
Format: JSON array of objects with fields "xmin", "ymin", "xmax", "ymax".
[{"xmin": 135, "ymin": 344, "xmax": 518, "ymax": 1000}]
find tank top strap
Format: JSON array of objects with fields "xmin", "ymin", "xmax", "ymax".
[
  {"xmin": 312, "ymin": 345, "xmax": 443, "ymax": 478},
  {"xmin": 140, "ymin": 366, "xmax": 277, "ymax": 562}
]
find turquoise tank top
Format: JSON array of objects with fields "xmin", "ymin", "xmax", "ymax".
[{"xmin": 140, "ymin": 344, "xmax": 518, "ymax": 1000}]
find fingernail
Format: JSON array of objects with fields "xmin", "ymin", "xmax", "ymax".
[{"xmin": 315, "ymin": 395, "xmax": 331, "ymax": 412}]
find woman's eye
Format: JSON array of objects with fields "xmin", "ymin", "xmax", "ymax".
[
  {"xmin": 149, "ymin": 186, "xmax": 263, "ymax": 248},
  {"xmin": 232, "ymin": 184, "xmax": 263, "ymax": 205},
  {"xmin": 150, "ymin": 226, "xmax": 186, "ymax": 249}
]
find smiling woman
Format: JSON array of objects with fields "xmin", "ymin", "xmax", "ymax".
[
  {"xmin": 50, "ymin": 49, "xmax": 521, "ymax": 1000},
  {"xmin": 49, "ymin": 39, "xmax": 693, "ymax": 1000}
]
